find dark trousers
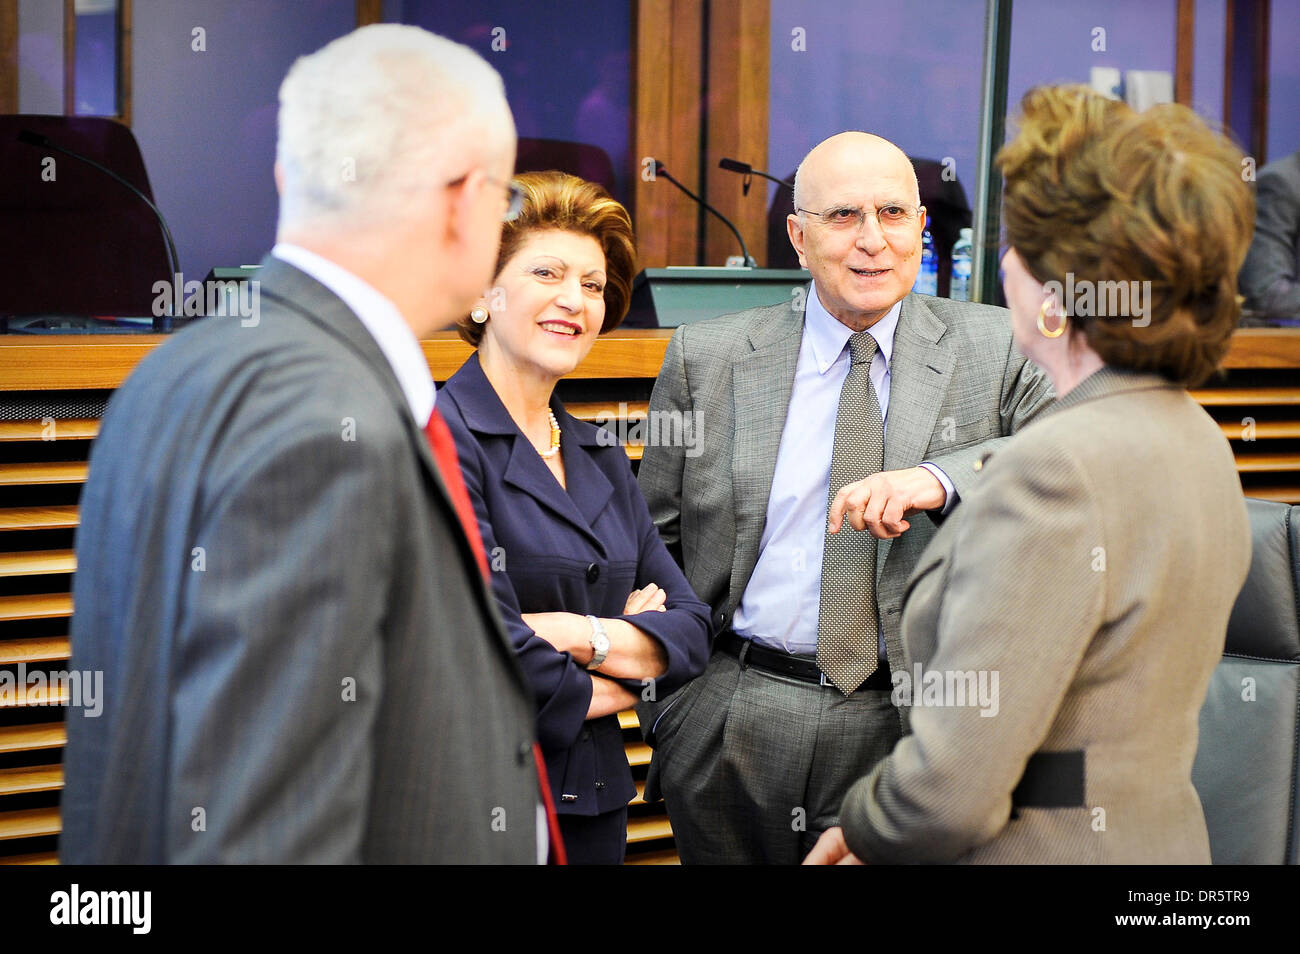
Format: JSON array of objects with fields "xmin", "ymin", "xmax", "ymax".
[{"xmin": 558, "ymin": 806, "xmax": 628, "ymax": 865}]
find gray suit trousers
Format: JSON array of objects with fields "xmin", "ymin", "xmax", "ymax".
[{"xmin": 652, "ymin": 651, "xmax": 900, "ymax": 864}]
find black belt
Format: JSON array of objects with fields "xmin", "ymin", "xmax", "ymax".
[
  {"xmin": 1012, "ymin": 751, "xmax": 1086, "ymax": 809},
  {"xmin": 715, "ymin": 630, "xmax": 893, "ymax": 692}
]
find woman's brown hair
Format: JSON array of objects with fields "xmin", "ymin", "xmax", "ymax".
[
  {"xmin": 997, "ymin": 84, "xmax": 1255, "ymax": 386},
  {"xmin": 456, "ymin": 170, "xmax": 637, "ymax": 346}
]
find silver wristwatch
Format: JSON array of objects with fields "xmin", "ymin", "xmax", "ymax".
[{"xmin": 585, "ymin": 614, "xmax": 610, "ymax": 670}]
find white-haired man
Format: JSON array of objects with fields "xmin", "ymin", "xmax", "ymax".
[
  {"xmin": 62, "ymin": 25, "xmax": 550, "ymax": 863},
  {"xmin": 637, "ymin": 131, "xmax": 1054, "ymax": 863}
]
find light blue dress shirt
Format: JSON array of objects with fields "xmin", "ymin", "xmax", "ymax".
[{"xmin": 731, "ymin": 284, "xmax": 955, "ymax": 657}]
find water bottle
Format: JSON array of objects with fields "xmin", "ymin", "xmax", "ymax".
[
  {"xmin": 913, "ymin": 217, "xmax": 938, "ymax": 296},
  {"xmin": 950, "ymin": 227, "xmax": 973, "ymax": 301}
]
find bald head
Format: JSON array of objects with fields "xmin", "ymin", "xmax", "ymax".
[
  {"xmin": 792, "ymin": 132, "xmax": 920, "ymax": 212},
  {"xmin": 785, "ymin": 131, "xmax": 928, "ymax": 331}
]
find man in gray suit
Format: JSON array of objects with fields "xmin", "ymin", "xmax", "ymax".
[
  {"xmin": 637, "ymin": 131, "xmax": 1054, "ymax": 864},
  {"xmin": 1240, "ymin": 149, "xmax": 1300, "ymax": 320},
  {"xmin": 61, "ymin": 26, "xmax": 545, "ymax": 863}
]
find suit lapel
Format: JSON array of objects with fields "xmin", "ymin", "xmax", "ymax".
[
  {"xmin": 256, "ymin": 255, "xmax": 445, "ymax": 494},
  {"xmin": 876, "ymin": 294, "xmax": 954, "ymax": 579},
  {"xmin": 448, "ymin": 353, "xmax": 613, "ymax": 553},
  {"xmin": 729, "ymin": 302, "xmax": 804, "ymax": 607}
]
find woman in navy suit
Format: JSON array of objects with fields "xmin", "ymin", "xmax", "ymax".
[{"xmin": 438, "ymin": 171, "xmax": 711, "ymax": 864}]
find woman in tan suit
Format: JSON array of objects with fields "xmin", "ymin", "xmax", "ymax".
[{"xmin": 806, "ymin": 85, "xmax": 1255, "ymax": 864}]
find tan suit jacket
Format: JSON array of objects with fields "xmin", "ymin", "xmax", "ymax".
[{"xmin": 840, "ymin": 365, "xmax": 1251, "ymax": 864}]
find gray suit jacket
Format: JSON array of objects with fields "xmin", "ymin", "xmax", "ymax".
[
  {"xmin": 61, "ymin": 257, "xmax": 541, "ymax": 863},
  {"xmin": 1240, "ymin": 150, "xmax": 1300, "ymax": 319},
  {"xmin": 637, "ymin": 291, "xmax": 1054, "ymax": 677},
  {"xmin": 839, "ymin": 367, "xmax": 1252, "ymax": 863}
]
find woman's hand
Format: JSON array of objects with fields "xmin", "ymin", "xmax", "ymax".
[
  {"xmin": 802, "ymin": 827, "xmax": 865, "ymax": 865},
  {"xmin": 624, "ymin": 583, "xmax": 668, "ymax": 615},
  {"xmin": 587, "ymin": 675, "xmax": 639, "ymax": 719}
]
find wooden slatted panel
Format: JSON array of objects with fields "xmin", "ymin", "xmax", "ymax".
[
  {"xmin": 1234, "ymin": 453, "xmax": 1300, "ymax": 473},
  {"xmin": 0, "ymin": 462, "xmax": 87, "ymax": 486},
  {"xmin": 0, "ymin": 681, "xmax": 69, "ymax": 708},
  {"xmin": 1218, "ymin": 420, "xmax": 1300, "ymax": 439},
  {"xmin": 0, "ymin": 851, "xmax": 60, "ymax": 865},
  {"xmin": 0, "ymin": 506, "xmax": 79, "ymax": 532},
  {"xmin": 568, "ymin": 401, "xmax": 649, "ymax": 422},
  {"xmin": 0, "ymin": 419, "xmax": 98, "ymax": 441},
  {"xmin": 0, "ymin": 765, "xmax": 63, "ymax": 796},
  {"xmin": 0, "ymin": 722, "xmax": 67, "ymax": 754},
  {"xmin": 624, "ymin": 847, "xmax": 681, "ymax": 865},
  {"xmin": 1244, "ymin": 486, "xmax": 1300, "ymax": 503},
  {"xmin": 1189, "ymin": 386, "xmax": 1300, "ymax": 406},
  {"xmin": 0, "ymin": 550, "xmax": 76, "ymax": 578},
  {"xmin": 0, "ymin": 593, "xmax": 73, "ymax": 623},
  {"xmin": 626, "ymin": 815, "xmax": 674, "ymax": 843},
  {"xmin": 0, "ymin": 637, "xmax": 71, "ymax": 665},
  {"xmin": 0, "ymin": 807, "xmax": 60, "ymax": 841},
  {"xmin": 625, "ymin": 741, "xmax": 652, "ymax": 767}
]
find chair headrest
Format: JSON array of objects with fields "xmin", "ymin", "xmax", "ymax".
[{"xmin": 1225, "ymin": 498, "xmax": 1300, "ymax": 660}]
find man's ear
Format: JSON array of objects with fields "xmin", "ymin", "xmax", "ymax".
[
  {"xmin": 443, "ymin": 168, "xmax": 486, "ymax": 247},
  {"xmin": 786, "ymin": 213, "xmax": 808, "ymax": 269}
]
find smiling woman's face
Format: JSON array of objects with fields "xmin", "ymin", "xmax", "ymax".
[{"xmin": 480, "ymin": 228, "xmax": 607, "ymax": 382}]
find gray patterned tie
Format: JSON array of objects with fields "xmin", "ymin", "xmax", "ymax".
[{"xmin": 817, "ymin": 331, "xmax": 884, "ymax": 696}]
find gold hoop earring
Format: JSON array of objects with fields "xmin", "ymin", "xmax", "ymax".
[
  {"xmin": 1037, "ymin": 300, "xmax": 1067, "ymax": 338},
  {"xmin": 470, "ymin": 307, "xmax": 489, "ymax": 324}
]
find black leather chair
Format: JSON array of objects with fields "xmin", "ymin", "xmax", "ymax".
[{"xmin": 1192, "ymin": 497, "xmax": 1300, "ymax": 863}]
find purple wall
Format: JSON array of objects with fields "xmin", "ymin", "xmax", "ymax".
[
  {"xmin": 392, "ymin": 0, "xmax": 633, "ymax": 204},
  {"xmin": 131, "ymin": 0, "xmax": 356, "ymax": 278},
  {"xmin": 1006, "ymin": 0, "xmax": 1177, "ymax": 124},
  {"xmin": 1268, "ymin": 0, "xmax": 1300, "ymax": 162},
  {"xmin": 767, "ymin": 0, "xmax": 985, "ymax": 209},
  {"xmin": 73, "ymin": 10, "xmax": 117, "ymax": 116},
  {"xmin": 1193, "ymin": 0, "xmax": 1225, "ymax": 125}
]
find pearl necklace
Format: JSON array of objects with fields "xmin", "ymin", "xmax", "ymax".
[{"xmin": 538, "ymin": 410, "xmax": 562, "ymax": 459}]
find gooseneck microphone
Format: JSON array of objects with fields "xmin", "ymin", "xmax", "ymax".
[
  {"xmin": 18, "ymin": 128, "xmax": 181, "ymax": 319},
  {"xmin": 651, "ymin": 160, "xmax": 757, "ymax": 267},
  {"xmin": 718, "ymin": 158, "xmax": 794, "ymax": 196}
]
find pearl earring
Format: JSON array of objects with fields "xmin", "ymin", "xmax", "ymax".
[{"xmin": 470, "ymin": 307, "xmax": 489, "ymax": 324}]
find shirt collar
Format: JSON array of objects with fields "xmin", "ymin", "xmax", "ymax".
[
  {"xmin": 271, "ymin": 242, "xmax": 435, "ymax": 424},
  {"xmin": 805, "ymin": 282, "xmax": 902, "ymax": 375}
]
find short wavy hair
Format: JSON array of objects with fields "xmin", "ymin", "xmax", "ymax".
[
  {"xmin": 996, "ymin": 85, "xmax": 1255, "ymax": 386},
  {"xmin": 457, "ymin": 171, "xmax": 637, "ymax": 346}
]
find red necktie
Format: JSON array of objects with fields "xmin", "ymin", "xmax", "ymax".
[
  {"xmin": 423, "ymin": 406, "xmax": 567, "ymax": 865},
  {"xmin": 424, "ymin": 407, "xmax": 490, "ymax": 579}
]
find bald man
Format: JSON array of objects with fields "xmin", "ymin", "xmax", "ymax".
[{"xmin": 636, "ymin": 132, "xmax": 1054, "ymax": 864}]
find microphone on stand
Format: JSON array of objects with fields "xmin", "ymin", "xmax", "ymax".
[
  {"xmin": 718, "ymin": 158, "xmax": 794, "ymax": 196},
  {"xmin": 651, "ymin": 160, "xmax": 756, "ymax": 267},
  {"xmin": 18, "ymin": 128, "xmax": 181, "ymax": 329}
]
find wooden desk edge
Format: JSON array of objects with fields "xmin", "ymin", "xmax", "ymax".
[
  {"xmin": 0, "ymin": 329, "xmax": 675, "ymax": 391},
  {"xmin": 1, "ymin": 326, "xmax": 1296, "ymax": 391}
]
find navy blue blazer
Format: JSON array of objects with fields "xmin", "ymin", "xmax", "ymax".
[{"xmin": 439, "ymin": 354, "xmax": 711, "ymax": 817}]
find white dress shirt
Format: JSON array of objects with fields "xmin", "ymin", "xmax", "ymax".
[
  {"xmin": 271, "ymin": 243, "xmax": 435, "ymax": 425},
  {"xmin": 732, "ymin": 284, "xmax": 955, "ymax": 657}
]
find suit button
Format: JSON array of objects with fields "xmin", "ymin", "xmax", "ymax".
[
  {"xmin": 517, "ymin": 741, "xmax": 531, "ymax": 764},
  {"xmin": 595, "ymin": 781, "xmax": 606, "ymax": 790},
  {"xmin": 716, "ymin": 611, "xmax": 727, "ymax": 625},
  {"xmin": 586, "ymin": 563, "xmax": 600, "ymax": 583},
  {"xmin": 581, "ymin": 728, "xmax": 592, "ymax": 742}
]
